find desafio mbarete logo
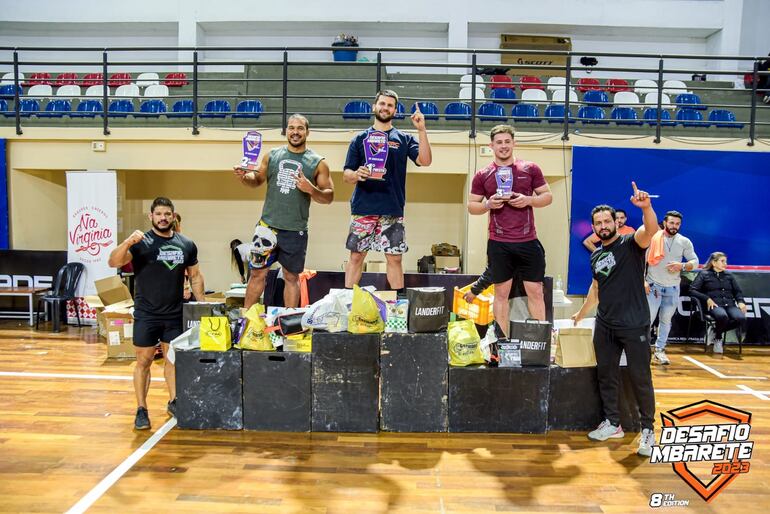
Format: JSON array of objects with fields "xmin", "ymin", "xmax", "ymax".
[{"xmin": 649, "ymin": 400, "xmax": 753, "ymax": 505}]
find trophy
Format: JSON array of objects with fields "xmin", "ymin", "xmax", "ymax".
[
  {"xmin": 363, "ymin": 130, "xmax": 388, "ymax": 180},
  {"xmin": 495, "ymin": 165, "xmax": 514, "ymax": 198},
  {"xmin": 240, "ymin": 131, "xmax": 263, "ymax": 170}
]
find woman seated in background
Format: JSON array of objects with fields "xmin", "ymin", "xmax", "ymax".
[{"xmin": 689, "ymin": 251, "xmax": 747, "ymax": 354}]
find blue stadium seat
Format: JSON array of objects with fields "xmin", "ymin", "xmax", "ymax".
[
  {"xmin": 708, "ymin": 109, "xmax": 743, "ymax": 129},
  {"xmin": 583, "ymin": 90, "xmax": 610, "ymax": 106},
  {"xmin": 490, "ymin": 88, "xmax": 516, "ymax": 102},
  {"xmin": 39, "ymin": 99, "xmax": 72, "ymax": 117},
  {"xmin": 577, "ymin": 106, "xmax": 609, "ymax": 124},
  {"xmin": 412, "ymin": 102, "xmax": 439, "ymax": 120},
  {"xmin": 676, "ymin": 108, "xmax": 706, "ymax": 127},
  {"xmin": 610, "ymin": 107, "xmax": 643, "ymax": 125},
  {"xmin": 72, "ymin": 99, "xmax": 103, "ymax": 118},
  {"xmin": 0, "ymin": 99, "xmax": 9, "ymax": 116},
  {"xmin": 139, "ymin": 99, "xmax": 167, "ymax": 117},
  {"xmin": 394, "ymin": 101, "xmax": 406, "ymax": 120},
  {"xmin": 18, "ymin": 99, "xmax": 41, "ymax": 117},
  {"xmin": 233, "ymin": 100, "xmax": 263, "ymax": 119},
  {"xmin": 675, "ymin": 93, "xmax": 706, "ymax": 110},
  {"xmin": 642, "ymin": 108, "xmax": 675, "ymax": 126},
  {"xmin": 201, "ymin": 100, "xmax": 231, "ymax": 118},
  {"xmin": 108, "ymin": 99, "xmax": 134, "ymax": 117},
  {"xmin": 478, "ymin": 102, "xmax": 507, "ymax": 121},
  {"xmin": 168, "ymin": 99, "xmax": 194, "ymax": 118},
  {"xmin": 544, "ymin": 104, "xmax": 573, "ymax": 123},
  {"xmin": 511, "ymin": 103, "xmax": 540, "ymax": 122},
  {"xmin": 444, "ymin": 102, "xmax": 472, "ymax": 120},
  {"xmin": 342, "ymin": 100, "xmax": 371, "ymax": 119},
  {"xmin": 0, "ymin": 84, "xmax": 22, "ymax": 99}
]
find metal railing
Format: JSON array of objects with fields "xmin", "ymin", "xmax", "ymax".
[{"xmin": 0, "ymin": 45, "xmax": 768, "ymax": 145}]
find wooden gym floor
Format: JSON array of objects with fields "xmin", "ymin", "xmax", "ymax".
[{"xmin": 0, "ymin": 320, "xmax": 768, "ymax": 514}]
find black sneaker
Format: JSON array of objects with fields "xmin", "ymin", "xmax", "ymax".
[
  {"xmin": 134, "ymin": 407, "xmax": 150, "ymax": 430},
  {"xmin": 167, "ymin": 399, "xmax": 177, "ymax": 418}
]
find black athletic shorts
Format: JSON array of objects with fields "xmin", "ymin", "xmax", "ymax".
[
  {"xmin": 133, "ymin": 317, "xmax": 183, "ymax": 348},
  {"xmin": 487, "ymin": 238, "xmax": 546, "ymax": 284},
  {"xmin": 249, "ymin": 222, "xmax": 309, "ymax": 274}
]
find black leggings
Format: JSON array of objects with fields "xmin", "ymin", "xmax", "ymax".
[
  {"xmin": 594, "ymin": 320, "xmax": 656, "ymax": 430},
  {"xmin": 711, "ymin": 305, "xmax": 746, "ymax": 340}
]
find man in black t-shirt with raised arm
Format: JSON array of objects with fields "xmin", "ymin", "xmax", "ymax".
[
  {"xmin": 108, "ymin": 197, "xmax": 204, "ymax": 431},
  {"xmin": 572, "ymin": 182, "xmax": 659, "ymax": 458}
]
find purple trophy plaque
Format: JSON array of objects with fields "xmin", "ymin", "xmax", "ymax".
[
  {"xmin": 495, "ymin": 166, "xmax": 514, "ymax": 198},
  {"xmin": 241, "ymin": 131, "xmax": 263, "ymax": 169},
  {"xmin": 363, "ymin": 130, "xmax": 388, "ymax": 180}
]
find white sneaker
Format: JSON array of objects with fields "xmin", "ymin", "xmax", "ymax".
[
  {"xmin": 713, "ymin": 339, "xmax": 723, "ymax": 354},
  {"xmin": 706, "ymin": 326, "xmax": 716, "ymax": 346},
  {"xmin": 653, "ymin": 349, "xmax": 670, "ymax": 365},
  {"xmin": 588, "ymin": 419, "xmax": 624, "ymax": 441},
  {"xmin": 638, "ymin": 428, "xmax": 655, "ymax": 457}
]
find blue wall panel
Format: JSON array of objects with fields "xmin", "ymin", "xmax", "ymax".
[
  {"xmin": 0, "ymin": 139, "xmax": 7, "ymax": 249},
  {"xmin": 568, "ymin": 146, "xmax": 770, "ymax": 294}
]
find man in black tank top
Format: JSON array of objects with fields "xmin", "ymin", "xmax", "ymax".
[
  {"xmin": 572, "ymin": 182, "xmax": 659, "ymax": 458},
  {"xmin": 108, "ymin": 197, "xmax": 205, "ymax": 430}
]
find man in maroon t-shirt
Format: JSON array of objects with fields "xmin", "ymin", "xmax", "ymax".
[{"xmin": 468, "ymin": 125, "xmax": 552, "ymax": 334}]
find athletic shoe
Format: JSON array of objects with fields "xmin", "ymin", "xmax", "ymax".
[
  {"xmin": 763, "ymin": 95, "xmax": 770, "ymax": 104},
  {"xmin": 653, "ymin": 349, "xmax": 670, "ymax": 365},
  {"xmin": 638, "ymin": 428, "xmax": 655, "ymax": 457},
  {"xmin": 713, "ymin": 339, "xmax": 723, "ymax": 354},
  {"xmin": 588, "ymin": 419, "xmax": 624, "ymax": 441},
  {"xmin": 134, "ymin": 407, "xmax": 151, "ymax": 430},
  {"xmin": 706, "ymin": 326, "xmax": 716, "ymax": 346},
  {"xmin": 167, "ymin": 399, "xmax": 177, "ymax": 418}
]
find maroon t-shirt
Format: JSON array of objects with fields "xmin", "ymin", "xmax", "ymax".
[{"xmin": 470, "ymin": 159, "xmax": 547, "ymax": 243}]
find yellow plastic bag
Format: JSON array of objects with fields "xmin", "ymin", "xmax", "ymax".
[
  {"xmin": 448, "ymin": 319, "xmax": 484, "ymax": 366},
  {"xmin": 348, "ymin": 285, "xmax": 385, "ymax": 334},
  {"xmin": 284, "ymin": 332, "xmax": 312, "ymax": 353},
  {"xmin": 200, "ymin": 316, "xmax": 232, "ymax": 352},
  {"xmin": 239, "ymin": 303, "xmax": 273, "ymax": 351}
]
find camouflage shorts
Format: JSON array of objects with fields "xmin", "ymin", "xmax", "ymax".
[{"xmin": 345, "ymin": 215, "xmax": 408, "ymax": 254}]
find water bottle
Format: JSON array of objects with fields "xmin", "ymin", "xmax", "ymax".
[{"xmin": 555, "ymin": 275, "xmax": 563, "ymax": 291}]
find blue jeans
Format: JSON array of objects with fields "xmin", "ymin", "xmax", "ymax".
[{"xmin": 647, "ymin": 283, "xmax": 679, "ymax": 350}]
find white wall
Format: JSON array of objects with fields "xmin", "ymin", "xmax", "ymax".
[
  {"xmin": 0, "ymin": 0, "xmax": 762, "ymax": 76},
  {"xmin": 740, "ymin": 0, "xmax": 770, "ymax": 65}
]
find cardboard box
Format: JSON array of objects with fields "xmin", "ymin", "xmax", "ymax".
[
  {"xmin": 103, "ymin": 312, "xmax": 135, "ymax": 359},
  {"xmin": 499, "ymin": 34, "xmax": 571, "ymax": 77},
  {"xmin": 93, "ymin": 275, "xmax": 135, "ymax": 359},
  {"xmin": 94, "ymin": 275, "xmax": 132, "ymax": 306},
  {"xmin": 96, "ymin": 299, "xmax": 134, "ymax": 338},
  {"xmin": 435, "ymin": 256, "xmax": 460, "ymax": 270},
  {"xmin": 367, "ymin": 261, "xmax": 387, "ymax": 273}
]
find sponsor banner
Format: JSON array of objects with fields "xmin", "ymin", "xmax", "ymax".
[
  {"xmin": 66, "ymin": 171, "xmax": 118, "ymax": 297},
  {"xmin": 0, "ymin": 139, "xmax": 7, "ymax": 249},
  {"xmin": 0, "ymin": 250, "xmax": 66, "ymax": 289}
]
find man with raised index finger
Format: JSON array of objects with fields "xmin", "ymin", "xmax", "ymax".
[
  {"xmin": 572, "ymin": 182, "xmax": 660, "ymax": 458},
  {"xmin": 342, "ymin": 90, "xmax": 432, "ymax": 297}
]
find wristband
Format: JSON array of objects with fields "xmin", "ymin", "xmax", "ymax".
[{"xmin": 484, "ymin": 199, "xmax": 491, "ymax": 210}]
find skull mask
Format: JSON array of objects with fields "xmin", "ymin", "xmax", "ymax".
[{"xmin": 249, "ymin": 225, "xmax": 277, "ymax": 267}]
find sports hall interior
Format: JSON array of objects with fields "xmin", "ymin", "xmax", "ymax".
[{"xmin": 1, "ymin": 1, "xmax": 769, "ymax": 512}]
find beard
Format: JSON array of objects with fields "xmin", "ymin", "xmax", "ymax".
[
  {"xmin": 665, "ymin": 226, "xmax": 679, "ymax": 236},
  {"xmin": 374, "ymin": 109, "xmax": 394, "ymax": 123},
  {"xmin": 152, "ymin": 220, "xmax": 172, "ymax": 234},
  {"xmin": 287, "ymin": 135, "xmax": 306, "ymax": 149},
  {"xmin": 597, "ymin": 227, "xmax": 617, "ymax": 241}
]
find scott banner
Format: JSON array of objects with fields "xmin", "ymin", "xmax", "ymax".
[{"xmin": 66, "ymin": 171, "xmax": 117, "ymax": 297}]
